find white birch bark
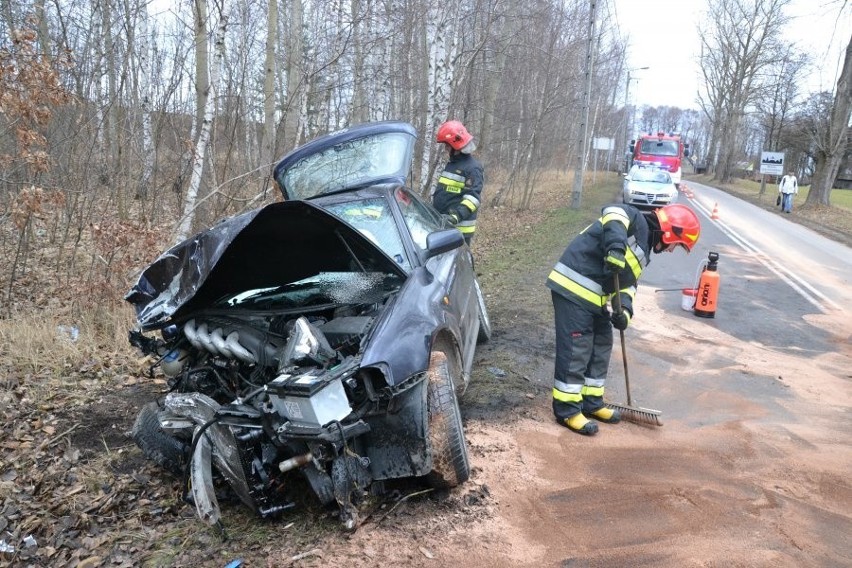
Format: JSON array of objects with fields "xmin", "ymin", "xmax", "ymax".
[
  {"xmin": 176, "ymin": 8, "xmax": 227, "ymax": 242},
  {"xmin": 137, "ymin": 0, "xmax": 154, "ymax": 199},
  {"xmin": 261, "ymin": 0, "xmax": 278, "ymax": 167},
  {"xmin": 420, "ymin": 2, "xmax": 459, "ymax": 193}
]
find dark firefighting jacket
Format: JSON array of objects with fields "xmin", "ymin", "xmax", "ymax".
[
  {"xmin": 432, "ymin": 152, "xmax": 484, "ymax": 238},
  {"xmin": 546, "ymin": 204, "xmax": 652, "ymax": 316}
]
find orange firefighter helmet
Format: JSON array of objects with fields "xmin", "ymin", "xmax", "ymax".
[
  {"xmin": 436, "ymin": 120, "xmax": 474, "ymax": 151},
  {"xmin": 655, "ymin": 204, "xmax": 701, "ymax": 251}
]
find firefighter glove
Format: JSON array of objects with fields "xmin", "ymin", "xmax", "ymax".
[
  {"xmin": 611, "ymin": 310, "xmax": 631, "ymax": 331},
  {"xmin": 605, "ymin": 249, "xmax": 626, "ymax": 271},
  {"xmin": 443, "ymin": 213, "xmax": 459, "ymax": 225}
]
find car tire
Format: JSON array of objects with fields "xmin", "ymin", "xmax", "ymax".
[
  {"xmin": 474, "ymin": 277, "xmax": 491, "ymax": 344},
  {"xmin": 425, "ymin": 350, "xmax": 470, "ymax": 488},
  {"xmin": 132, "ymin": 401, "xmax": 188, "ymax": 476}
]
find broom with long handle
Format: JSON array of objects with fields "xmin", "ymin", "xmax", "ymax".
[{"xmin": 607, "ymin": 272, "xmax": 663, "ymax": 426}]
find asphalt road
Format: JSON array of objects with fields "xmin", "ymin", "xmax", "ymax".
[{"xmin": 436, "ymin": 183, "xmax": 852, "ymax": 567}]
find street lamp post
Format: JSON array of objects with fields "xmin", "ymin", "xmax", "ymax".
[{"xmin": 622, "ymin": 66, "xmax": 649, "ymax": 172}]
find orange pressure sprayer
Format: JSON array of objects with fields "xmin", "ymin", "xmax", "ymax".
[{"xmin": 694, "ymin": 251, "xmax": 720, "ymax": 318}]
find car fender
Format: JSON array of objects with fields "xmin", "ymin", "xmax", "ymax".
[{"xmin": 361, "ymin": 266, "xmax": 464, "ymax": 387}]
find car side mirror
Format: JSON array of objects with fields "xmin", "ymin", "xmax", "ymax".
[{"xmin": 425, "ymin": 228, "xmax": 465, "ymax": 259}]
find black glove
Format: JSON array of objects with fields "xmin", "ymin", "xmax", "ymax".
[
  {"xmin": 443, "ymin": 212, "xmax": 459, "ymax": 225},
  {"xmin": 611, "ymin": 310, "xmax": 631, "ymax": 331},
  {"xmin": 605, "ymin": 249, "xmax": 626, "ymax": 272}
]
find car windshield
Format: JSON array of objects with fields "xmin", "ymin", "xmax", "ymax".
[
  {"xmin": 323, "ymin": 196, "xmax": 412, "ymax": 270},
  {"xmin": 277, "ymin": 132, "xmax": 411, "ymax": 199},
  {"xmin": 639, "ymin": 139, "xmax": 679, "ymax": 157},
  {"xmin": 219, "ymin": 272, "xmax": 400, "ymax": 310},
  {"xmin": 631, "ymin": 169, "xmax": 672, "ymax": 183}
]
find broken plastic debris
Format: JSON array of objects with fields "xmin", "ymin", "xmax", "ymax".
[
  {"xmin": 23, "ymin": 535, "xmax": 37, "ymax": 548},
  {"xmin": 0, "ymin": 540, "xmax": 13, "ymax": 553},
  {"xmin": 57, "ymin": 325, "xmax": 80, "ymax": 342}
]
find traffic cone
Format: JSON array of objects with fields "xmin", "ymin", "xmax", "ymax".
[{"xmin": 711, "ymin": 203, "xmax": 719, "ymax": 220}]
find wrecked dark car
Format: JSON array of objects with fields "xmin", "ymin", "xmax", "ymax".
[{"xmin": 125, "ymin": 121, "xmax": 491, "ymax": 529}]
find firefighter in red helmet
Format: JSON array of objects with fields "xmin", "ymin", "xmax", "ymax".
[
  {"xmin": 433, "ymin": 120, "xmax": 484, "ymax": 246},
  {"xmin": 546, "ymin": 203, "xmax": 700, "ymax": 435}
]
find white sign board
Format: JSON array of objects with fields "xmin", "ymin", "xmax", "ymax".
[
  {"xmin": 760, "ymin": 151, "xmax": 785, "ymax": 175},
  {"xmin": 593, "ymin": 137, "xmax": 614, "ymax": 151}
]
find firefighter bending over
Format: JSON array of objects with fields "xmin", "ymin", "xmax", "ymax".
[{"xmin": 546, "ymin": 204, "xmax": 701, "ymax": 436}]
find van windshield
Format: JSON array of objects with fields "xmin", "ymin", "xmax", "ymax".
[{"xmin": 639, "ymin": 139, "xmax": 679, "ymax": 157}]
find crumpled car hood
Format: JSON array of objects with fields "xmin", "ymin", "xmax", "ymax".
[{"xmin": 126, "ymin": 200, "xmax": 406, "ymax": 329}]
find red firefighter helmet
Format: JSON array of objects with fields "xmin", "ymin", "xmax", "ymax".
[
  {"xmin": 654, "ymin": 204, "xmax": 700, "ymax": 251},
  {"xmin": 436, "ymin": 120, "xmax": 473, "ymax": 151}
]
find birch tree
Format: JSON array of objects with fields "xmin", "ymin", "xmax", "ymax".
[
  {"xmin": 283, "ymin": 0, "xmax": 305, "ymax": 149},
  {"xmin": 137, "ymin": 0, "xmax": 154, "ymax": 199},
  {"xmin": 176, "ymin": 3, "xmax": 226, "ymax": 242},
  {"xmin": 420, "ymin": 1, "xmax": 459, "ymax": 193},
  {"xmin": 261, "ymin": 0, "xmax": 278, "ymax": 167}
]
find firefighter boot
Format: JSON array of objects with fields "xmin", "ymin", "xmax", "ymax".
[
  {"xmin": 561, "ymin": 413, "xmax": 599, "ymax": 436},
  {"xmin": 584, "ymin": 406, "xmax": 622, "ymax": 424}
]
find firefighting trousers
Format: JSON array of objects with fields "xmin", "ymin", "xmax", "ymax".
[{"xmin": 551, "ymin": 291, "xmax": 613, "ymax": 421}]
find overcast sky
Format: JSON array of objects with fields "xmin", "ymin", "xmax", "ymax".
[{"xmin": 611, "ymin": 0, "xmax": 852, "ymax": 110}]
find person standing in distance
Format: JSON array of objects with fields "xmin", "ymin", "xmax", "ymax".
[
  {"xmin": 432, "ymin": 120, "xmax": 484, "ymax": 246},
  {"xmin": 778, "ymin": 170, "xmax": 798, "ymax": 214},
  {"xmin": 546, "ymin": 204, "xmax": 701, "ymax": 436}
]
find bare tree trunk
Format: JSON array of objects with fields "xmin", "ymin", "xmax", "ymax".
[
  {"xmin": 349, "ymin": 0, "xmax": 366, "ymax": 124},
  {"xmin": 571, "ymin": 0, "xmax": 597, "ymax": 209},
  {"xmin": 104, "ymin": 0, "xmax": 119, "ymax": 176},
  {"xmin": 194, "ymin": 0, "xmax": 210, "ymax": 136},
  {"xmin": 284, "ymin": 0, "xmax": 304, "ymax": 149},
  {"xmin": 420, "ymin": 2, "xmax": 459, "ymax": 193},
  {"xmin": 34, "ymin": 0, "xmax": 51, "ymax": 58},
  {"xmin": 261, "ymin": 0, "xmax": 278, "ymax": 167},
  {"xmin": 807, "ymin": 34, "xmax": 852, "ymax": 207},
  {"xmin": 177, "ymin": 7, "xmax": 226, "ymax": 242},
  {"xmin": 137, "ymin": 0, "xmax": 154, "ymax": 199}
]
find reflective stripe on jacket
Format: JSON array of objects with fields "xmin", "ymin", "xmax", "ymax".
[
  {"xmin": 546, "ymin": 204, "xmax": 651, "ymax": 315},
  {"xmin": 432, "ymin": 152, "xmax": 484, "ymax": 235}
]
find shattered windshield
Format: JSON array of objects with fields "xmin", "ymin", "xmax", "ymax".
[
  {"xmin": 277, "ymin": 132, "xmax": 412, "ymax": 200},
  {"xmin": 220, "ymin": 272, "xmax": 401, "ymax": 310}
]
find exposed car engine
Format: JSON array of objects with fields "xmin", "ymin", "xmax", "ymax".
[{"xmin": 131, "ymin": 300, "xmax": 392, "ymax": 529}]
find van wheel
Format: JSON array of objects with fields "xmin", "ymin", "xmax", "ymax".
[{"xmin": 425, "ymin": 350, "xmax": 470, "ymax": 488}]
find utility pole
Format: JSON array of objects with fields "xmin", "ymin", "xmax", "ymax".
[
  {"xmin": 622, "ymin": 66, "xmax": 649, "ymax": 173},
  {"xmin": 570, "ymin": 0, "xmax": 597, "ymax": 209}
]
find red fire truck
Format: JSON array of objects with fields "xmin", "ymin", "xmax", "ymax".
[{"xmin": 628, "ymin": 132, "xmax": 690, "ymax": 187}]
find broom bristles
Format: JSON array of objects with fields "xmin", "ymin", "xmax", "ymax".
[{"xmin": 606, "ymin": 402, "xmax": 663, "ymax": 427}]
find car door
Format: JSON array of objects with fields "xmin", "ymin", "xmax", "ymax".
[{"xmin": 392, "ymin": 188, "xmax": 477, "ymax": 366}]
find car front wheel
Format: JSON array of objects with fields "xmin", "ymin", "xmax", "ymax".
[
  {"xmin": 132, "ymin": 401, "xmax": 188, "ymax": 476},
  {"xmin": 425, "ymin": 349, "xmax": 470, "ymax": 488}
]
